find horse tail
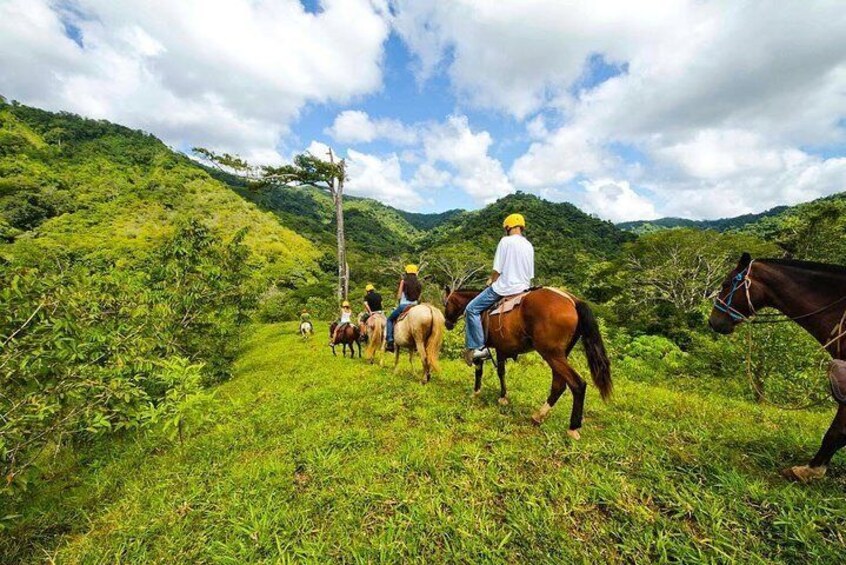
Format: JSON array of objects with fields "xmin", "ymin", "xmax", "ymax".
[
  {"xmin": 425, "ymin": 305, "xmax": 445, "ymax": 374},
  {"xmin": 575, "ymin": 299, "xmax": 612, "ymax": 400}
]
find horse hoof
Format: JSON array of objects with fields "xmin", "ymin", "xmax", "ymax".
[
  {"xmin": 531, "ymin": 415, "xmax": 543, "ymax": 426},
  {"xmin": 784, "ymin": 465, "xmax": 827, "ymax": 483},
  {"xmin": 567, "ymin": 429, "xmax": 581, "ymax": 440},
  {"xmin": 498, "ymin": 397, "xmax": 509, "ymax": 406},
  {"xmin": 472, "ymin": 389, "xmax": 482, "ymax": 398}
]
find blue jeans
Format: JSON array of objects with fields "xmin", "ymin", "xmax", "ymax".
[
  {"xmin": 386, "ymin": 302, "xmax": 416, "ymax": 343},
  {"xmin": 465, "ymin": 286, "xmax": 501, "ymax": 350}
]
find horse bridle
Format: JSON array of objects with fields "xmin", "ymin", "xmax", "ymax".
[{"xmin": 713, "ymin": 261, "xmax": 757, "ymax": 322}]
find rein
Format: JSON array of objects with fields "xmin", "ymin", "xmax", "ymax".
[{"xmin": 714, "ymin": 260, "xmax": 846, "ymax": 324}]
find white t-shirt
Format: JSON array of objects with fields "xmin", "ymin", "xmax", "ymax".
[
  {"xmin": 340, "ymin": 311, "xmax": 351, "ymax": 324},
  {"xmin": 491, "ymin": 234, "xmax": 535, "ymax": 296}
]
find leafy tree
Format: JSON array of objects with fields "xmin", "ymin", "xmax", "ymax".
[{"xmin": 194, "ymin": 147, "xmax": 350, "ymax": 299}]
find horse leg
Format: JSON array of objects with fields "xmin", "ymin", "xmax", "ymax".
[
  {"xmin": 531, "ymin": 350, "xmax": 575, "ymax": 431},
  {"xmin": 416, "ymin": 339, "xmax": 429, "ymax": 384},
  {"xmin": 497, "ymin": 358, "xmax": 509, "ymax": 405},
  {"xmin": 331, "ymin": 345, "xmax": 336, "ymax": 357},
  {"xmin": 357, "ymin": 340, "xmax": 362, "ymax": 359},
  {"xmin": 473, "ymin": 363, "xmax": 483, "ymax": 396},
  {"xmin": 393, "ymin": 348, "xmax": 401, "ymax": 374},
  {"xmin": 789, "ymin": 404, "xmax": 846, "ymax": 482}
]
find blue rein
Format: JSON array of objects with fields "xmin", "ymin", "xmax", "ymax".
[{"xmin": 713, "ymin": 264, "xmax": 754, "ymax": 321}]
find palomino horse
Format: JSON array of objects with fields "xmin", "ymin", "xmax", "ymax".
[
  {"xmin": 392, "ymin": 304, "xmax": 445, "ymax": 384},
  {"xmin": 443, "ymin": 287, "xmax": 612, "ymax": 437},
  {"xmin": 329, "ymin": 322, "xmax": 361, "ymax": 358},
  {"xmin": 362, "ymin": 313, "xmax": 387, "ymax": 365},
  {"xmin": 710, "ymin": 253, "xmax": 846, "ymax": 482}
]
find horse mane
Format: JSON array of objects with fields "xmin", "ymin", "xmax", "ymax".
[{"xmin": 760, "ymin": 258, "xmax": 846, "ymax": 277}]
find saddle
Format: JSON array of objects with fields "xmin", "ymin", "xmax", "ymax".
[
  {"xmin": 487, "ymin": 286, "xmax": 574, "ymax": 317},
  {"xmin": 397, "ymin": 304, "xmax": 416, "ymax": 322},
  {"xmin": 829, "ymin": 360, "xmax": 846, "ymax": 404}
]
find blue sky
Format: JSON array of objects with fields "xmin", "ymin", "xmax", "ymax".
[{"xmin": 1, "ymin": 0, "xmax": 845, "ymax": 220}]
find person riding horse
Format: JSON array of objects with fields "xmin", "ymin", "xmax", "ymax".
[
  {"xmin": 330, "ymin": 301, "xmax": 353, "ymax": 346},
  {"xmin": 299, "ymin": 308, "xmax": 313, "ymax": 336},
  {"xmin": 386, "ymin": 265, "xmax": 423, "ymax": 352},
  {"xmin": 463, "ymin": 213, "xmax": 534, "ymax": 366},
  {"xmin": 363, "ymin": 284, "xmax": 383, "ymax": 320}
]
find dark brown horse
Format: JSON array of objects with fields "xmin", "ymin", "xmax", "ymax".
[
  {"xmin": 443, "ymin": 287, "xmax": 612, "ymax": 437},
  {"xmin": 329, "ymin": 322, "xmax": 361, "ymax": 358},
  {"xmin": 709, "ymin": 253, "xmax": 846, "ymax": 482}
]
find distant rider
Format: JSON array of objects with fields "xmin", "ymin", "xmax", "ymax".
[
  {"xmin": 464, "ymin": 214, "xmax": 534, "ymax": 366},
  {"xmin": 386, "ymin": 265, "xmax": 423, "ymax": 351},
  {"xmin": 363, "ymin": 283, "xmax": 383, "ymax": 318},
  {"xmin": 330, "ymin": 301, "xmax": 353, "ymax": 345}
]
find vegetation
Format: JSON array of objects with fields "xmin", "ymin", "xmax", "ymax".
[
  {"xmin": 1, "ymin": 101, "xmax": 845, "ymax": 562},
  {"xmin": 4, "ymin": 325, "xmax": 845, "ymax": 563}
]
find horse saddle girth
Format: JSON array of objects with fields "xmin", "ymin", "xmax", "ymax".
[{"xmin": 829, "ymin": 359, "xmax": 846, "ymax": 404}]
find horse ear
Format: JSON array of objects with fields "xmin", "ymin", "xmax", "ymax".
[
  {"xmin": 443, "ymin": 285, "xmax": 451, "ymax": 295},
  {"xmin": 739, "ymin": 252, "xmax": 751, "ymax": 266}
]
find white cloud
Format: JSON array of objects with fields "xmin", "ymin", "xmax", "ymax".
[
  {"xmin": 0, "ymin": 0, "xmax": 390, "ymax": 159},
  {"xmin": 345, "ymin": 149, "xmax": 425, "ymax": 209},
  {"xmin": 421, "ymin": 115, "xmax": 513, "ymax": 203},
  {"xmin": 580, "ymin": 178, "xmax": 657, "ymax": 223},
  {"xmin": 326, "ymin": 110, "xmax": 418, "ymax": 145},
  {"xmin": 392, "ymin": 0, "xmax": 846, "ymax": 218}
]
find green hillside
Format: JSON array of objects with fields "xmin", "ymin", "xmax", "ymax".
[
  {"xmin": 3, "ymin": 101, "xmax": 845, "ymax": 563},
  {"xmin": 4, "ymin": 324, "xmax": 843, "ymax": 563}
]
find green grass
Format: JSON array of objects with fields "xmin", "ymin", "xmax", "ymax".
[{"xmin": 6, "ymin": 324, "xmax": 846, "ymax": 563}]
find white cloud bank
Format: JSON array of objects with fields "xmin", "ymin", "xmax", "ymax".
[
  {"xmin": 392, "ymin": 0, "xmax": 846, "ymax": 219},
  {"xmin": 0, "ymin": 0, "xmax": 390, "ymax": 162}
]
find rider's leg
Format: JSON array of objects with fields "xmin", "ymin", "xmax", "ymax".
[
  {"xmin": 465, "ymin": 287, "xmax": 500, "ymax": 349},
  {"xmin": 386, "ymin": 304, "xmax": 404, "ymax": 345}
]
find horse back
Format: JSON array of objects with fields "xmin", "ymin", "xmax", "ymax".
[{"xmin": 485, "ymin": 288, "xmax": 579, "ymax": 354}]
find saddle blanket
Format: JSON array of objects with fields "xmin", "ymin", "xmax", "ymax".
[
  {"xmin": 397, "ymin": 304, "xmax": 417, "ymax": 322},
  {"xmin": 488, "ymin": 286, "xmax": 575, "ymax": 317}
]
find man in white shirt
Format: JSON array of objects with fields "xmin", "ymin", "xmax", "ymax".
[{"xmin": 464, "ymin": 213, "xmax": 535, "ymax": 366}]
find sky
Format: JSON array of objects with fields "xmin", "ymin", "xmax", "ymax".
[{"xmin": 1, "ymin": 0, "xmax": 845, "ymax": 221}]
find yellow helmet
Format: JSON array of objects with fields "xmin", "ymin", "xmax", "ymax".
[
  {"xmin": 342, "ymin": 300, "xmax": 350, "ymax": 308},
  {"xmin": 365, "ymin": 283, "xmax": 375, "ymax": 292},
  {"xmin": 405, "ymin": 264, "xmax": 419, "ymax": 274},
  {"xmin": 503, "ymin": 213, "xmax": 526, "ymax": 230}
]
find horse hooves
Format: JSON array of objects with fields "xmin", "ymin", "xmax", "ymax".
[
  {"xmin": 783, "ymin": 465, "xmax": 827, "ymax": 483},
  {"xmin": 472, "ymin": 389, "xmax": 482, "ymax": 398},
  {"xmin": 567, "ymin": 429, "xmax": 581, "ymax": 440},
  {"xmin": 531, "ymin": 415, "xmax": 543, "ymax": 426},
  {"xmin": 498, "ymin": 397, "xmax": 509, "ymax": 406}
]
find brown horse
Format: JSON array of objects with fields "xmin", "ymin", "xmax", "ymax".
[
  {"xmin": 710, "ymin": 253, "xmax": 846, "ymax": 482},
  {"xmin": 443, "ymin": 287, "xmax": 612, "ymax": 436},
  {"xmin": 329, "ymin": 322, "xmax": 361, "ymax": 358},
  {"xmin": 392, "ymin": 304, "xmax": 445, "ymax": 384}
]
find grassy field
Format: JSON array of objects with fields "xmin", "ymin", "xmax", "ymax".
[{"xmin": 6, "ymin": 323, "xmax": 846, "ymax": 563}]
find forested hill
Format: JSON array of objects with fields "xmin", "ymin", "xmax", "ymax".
[{"xmin": 617, "ymin": 206, "xmax": 789, "ymax": 234}]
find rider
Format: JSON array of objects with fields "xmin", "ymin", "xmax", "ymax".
[
  {"xmin": 463, "ymin": 213, "xmax": 534, "ymax": 366},
  {"xmin": 363, "ymin": 283, "xmax": 383, "ymax": 318},
  {"xmin": 386, "ymin": 265, "xmax": 423, "ymax": 351},
  {"xmin": 300, "ymin": 309, "xmax": 311, "ymax": 324},
  {"xmin": 330, "ymin": 300, "xmax": 353, "ymax": 345}
]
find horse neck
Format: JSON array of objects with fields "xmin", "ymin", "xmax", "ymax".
[
  {"xmin": 754, "ymin": 262, "xmax": 846, "ymax": 347},
  {"xmin": 453, "ymin": 290, "xmax": 481, "ymax": 313}
]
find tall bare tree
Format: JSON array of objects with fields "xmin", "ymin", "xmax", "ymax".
[{"xmin": 193, "ymin": 147, "xmax": 349, "ymax": 299}]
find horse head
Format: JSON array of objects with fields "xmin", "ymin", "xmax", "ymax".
[
  {"xmin": 442, "ymin": 286, "xmax": 477, "ymax": 331},
  {"xmin": 709, "ymin": 252, "xmax": 768, "ymax": 334}
]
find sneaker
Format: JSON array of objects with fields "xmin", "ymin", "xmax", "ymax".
[
  {"xmin": 464, "ymin": 348, "xmax": 491, "ymax": 366},
  {"xmin": 385, "ymin": 342, "xmax": 394, "ymax": 352},
  {"xmin": 473, "ymin": 347, "xmax": 492, "ymax": 362}
]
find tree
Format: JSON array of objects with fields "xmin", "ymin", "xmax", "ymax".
[{"xmin": 193, "ymin": 147, "xmax": 350, "ymax": 299}]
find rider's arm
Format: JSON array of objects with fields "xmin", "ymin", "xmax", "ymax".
[
  {"xmin": 396, "ymin": 280, "xmax": 404, "ymax": 300},
  {"xmin": 365, "ymin": 300, "xmax": 372, "ymax": 314}
]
